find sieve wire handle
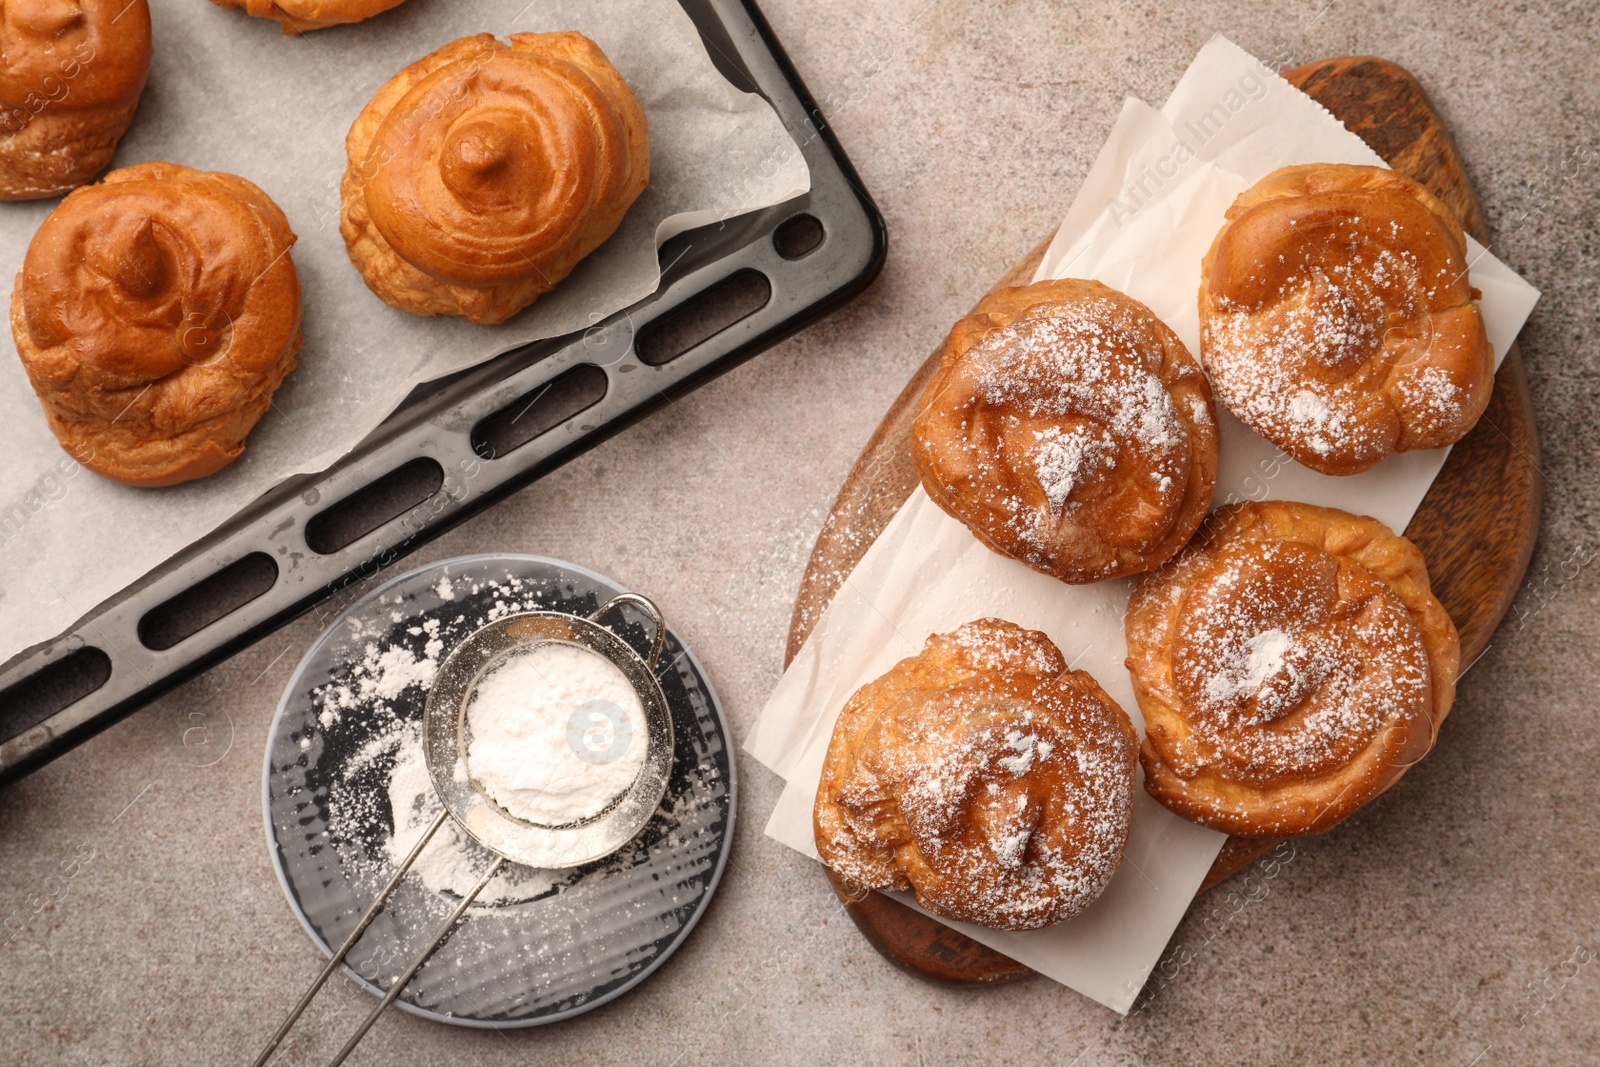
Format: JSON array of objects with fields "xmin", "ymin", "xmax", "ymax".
[
  {"xmin": 327, "ymin": 855, "xmax": 508, "ymax": 1066},
  {"xmin": 251, "ymin": 808, "xmax": 449, "ymax": 1067},
  {"xmin": 589, "ymin": 593, "xmax": 666, "ymax": 669}
]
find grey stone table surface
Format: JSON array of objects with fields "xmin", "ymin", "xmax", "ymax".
[{"xmin": 3, "ymin": 1, "xmax": 1596, "ymax": 1064}]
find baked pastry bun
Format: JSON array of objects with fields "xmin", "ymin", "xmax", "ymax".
[
  {"xmin": 0, "ymin": 0, "xmax": 152, "ymax": 200},
  {"xmin": 341, "ymin": 32, "xmax": 650, "ymax": 324},
  {"xmin": 1125, "ymin": 500, "xmax": 1459, "ymax": 836},
  {"xmin": 1199, "ymin": 163, "xmax": 1494, "ymax": 475},
  {"xmin": 913, "ymin": 279, "xmax": 1217, "ymax": 583},
  {"xmin": 208, "ymin": 0, "xmax": 408, "ymax": 34},
  {"xmin": 11, "ymin": 162, "xmax": 303, "ymax": 487},
  {"xmin": 814, "ymin": 619, "xmax": 1138, "ymax": 931}
]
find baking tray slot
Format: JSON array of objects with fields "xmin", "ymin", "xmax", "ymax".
[
  {"xmin": 0, "ymin": 648, "xmax": 111, "ymax": 742},
  {"xmin": 137, "ymin": 553, "xmax": 280, "ymax": 652},
  {"xmin": 773, "ymin": 213, "xmax": 825, "ymax": 259},
  {"xmin": 471, "ymin": 364, "xmax": 610, "ymax": 460},
  {"xmin": 637, "ymin": 268, "xmax": 772, "ymax": 365},
  {"xmin": 305, "ymin": 459, "xmax": 446, "ymax": 555}
]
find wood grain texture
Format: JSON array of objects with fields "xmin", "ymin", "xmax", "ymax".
[{"xmin": 783, "ymin": 57, "xmax": 1542, "ymax": 985}]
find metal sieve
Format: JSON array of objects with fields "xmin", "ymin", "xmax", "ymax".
[
  {"xmin": 423, "ymin": 592, "xmax": 674, "ymax": 869},
  {"xmin": 253, "ymin": 594, "xmax": 672, "ymax": 1067}
]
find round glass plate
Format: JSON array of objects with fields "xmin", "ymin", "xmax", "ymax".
[{"xmin": 262, "ymin": 554, "xmax": 735, "ymax": 1028}]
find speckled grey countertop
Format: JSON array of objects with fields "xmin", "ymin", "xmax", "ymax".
[{"xmin": 2, "ymin": 1, "xmax": 1596, "ymax": 1064}]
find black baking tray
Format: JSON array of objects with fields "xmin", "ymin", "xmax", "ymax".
[{"xmin": 0, "ymin": 0, "xmax": 886, "ymax": 784}]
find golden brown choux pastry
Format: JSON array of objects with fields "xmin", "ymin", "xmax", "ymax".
[
  {"xmin": 815, "ymin": 619, "xmax": 1138, "ymax": 931},
  {"xmin": 207, "ymin": 0, "xmax": 408, "ymax": 34},
  {"xmin": 341, "ymin": 32, "xmax": 650, "ymax": 324},
  {"xmin": 10, "ymin": 162, "xmax": 303, "ymax": 487},
  {"xmin": 1199, "ymin": 163, "xmax": 1494, "ymax": 475},
  {"xmin": 0, "ymin": 0, "xmax": 152, "ymax": 200},
  {"xmin": 913, "ymin": 279, "xmax": 1218, "ymax": 584},
  {"xmin": 1125, "ymin": 500, "xmax": 1459, "ymax": 836}
]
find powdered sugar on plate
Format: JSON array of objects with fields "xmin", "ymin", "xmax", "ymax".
[
  {"xmin": 312, "ymin": 572, "xmax": 593, "ymax": 908},
  {"xmin": 316, "ymin": 619, "xmax": 444, "ymax": 729},
  {"xmin": 332, "ymin": 720, "xmax": 556, "ymax": 905},
  {"xmin": 266, "ymin": 555, "xmax": 736, "ymax": 1024}
]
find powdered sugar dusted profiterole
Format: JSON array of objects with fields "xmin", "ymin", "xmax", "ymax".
[
  {"xmin": 913, "ymin": 278, "xmax": 1218, "ymax": 584},
  {"xmin": 1198, "ymin": 163, "xmax": 1495, "ymax": 476},
  {"xmin": 255, "ymin": 594, "xmax": 673, "ymax": 1067},
  {"xmin": 814, "ymin": 618, "xmax": 1139, "ymax": 932},
  {"xmin": 1124, "ymin": 500, "xmax": 1459, "ymax": 837}
]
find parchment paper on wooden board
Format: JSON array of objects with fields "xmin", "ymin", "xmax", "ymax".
[
  {"xmin": 746, "ymin": 37, "xmax": 1539, "ymax": 1014},
  {"xmin": 0, "ymin": 0, "xmax": 809, "ymax": 668}
]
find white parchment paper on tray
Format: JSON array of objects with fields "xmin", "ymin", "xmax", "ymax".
[
  {"xmin": 0, "ymin": 0, "xmax": 809, "ymax": 668},
  {"xmin": 746, "ymin": 36, "xmax": 1538, "ymax": 1014}
]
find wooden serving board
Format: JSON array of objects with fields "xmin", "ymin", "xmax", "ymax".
[{"xmin": 784, "ymin": 57, "xmax": 1542, "ymax": 986}]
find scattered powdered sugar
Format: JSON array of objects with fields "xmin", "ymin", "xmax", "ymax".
[
  {"xmin": 894, "ymin": 698, "xmax": 1131, "ymax": 927},
  {"xmin": 323, "ymin": 717, "xmax": 557, "ymax": 906},
  {"xmin": 311, "ymin": 573, "xmax": 617, "ymax": 907},
  {"xmin": 1206, "ymin": 267, "xmax": 1385, "ymax": 461},
  {"xmin": 1393, "ymin": 365, "xmax": 1462, "ymax": 427},
  {"xmin": 968, "ymin": 304, "xmax": 1186, "ymax": 454},
  {"xmin": 989, "ymin": 790, "xmax": 1035, "ymax": 870},
  {"xmin": 369, "ymin": 643, "xmax": 437, "ymax": 698},
  {"xmin": 1032, "ymin": 425, "xmax": 1117, "ymax": 518},
  {"xmin": 996, "ymin": 729, "xmax": 1037, "ymax": 776},
  {"xmin": 945, "ymin": 619, "xmax": 1064, "ymax": 675},
  {"xmin": 1285, "ymin": 389, "xmax": 1346, "ymax": 457},
  {"xmin": 270, "ymin": 562, "xmax": 735, "ymax": 1006},
  {"xmin": 1204, "ymin": 627, "xmax": 1293, "ymax": 707},
  {"xmin": 464, "ymin": 642, "xmax": 646, "ymax": 826},
  {"xmin": 317, "ymin": 619, "xmax": 444, "ymax": 728}
]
